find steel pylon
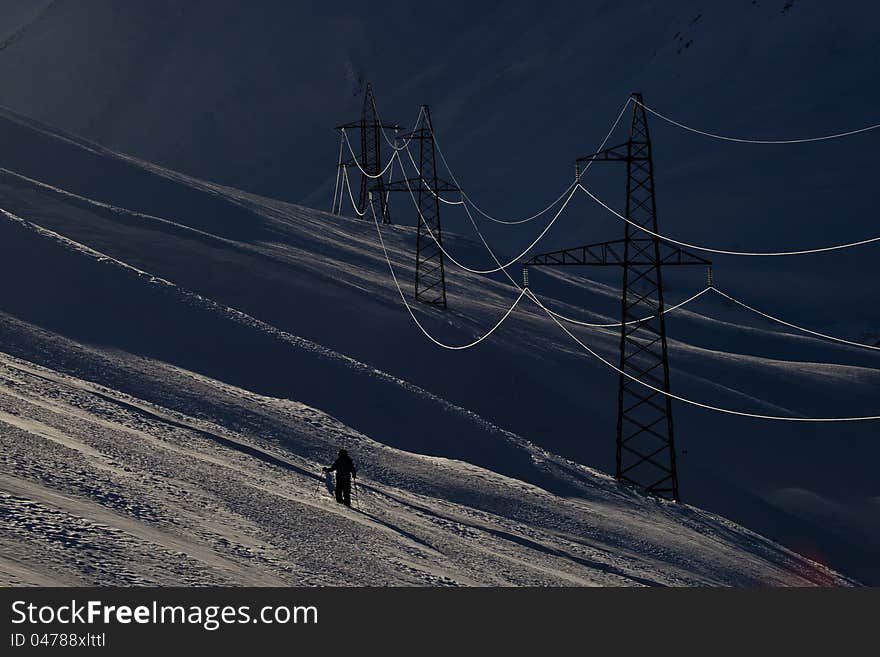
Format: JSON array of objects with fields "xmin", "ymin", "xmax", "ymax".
[
  {"xmin": 334, "ymin": 83, "xmax": 399, "ymax": 223},
  {"xmin": 383, "ymin": 105, "xmax": 460, "ymax": 308},
  {"xmin": 524, "ymin": 93, "xmax": 711, "ymax": 501}
]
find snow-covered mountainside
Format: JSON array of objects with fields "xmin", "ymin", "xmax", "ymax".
[
  {"xmin": 0, "ymin": 1, "xmax": 877, "ymax": 317},
  {"xmin": 0, "ymin": 341, "xmax": 845, "ymax": 587},
  {"xmin": 0, "ymin": 101, "xmax": 874, "ymax": 585}
]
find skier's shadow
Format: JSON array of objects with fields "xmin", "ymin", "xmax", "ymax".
[
  {"xmin": 353, "ymin": 508, "xmax": 439, "ymax": 554},
  {"xmin": 341, "ymin": 486, "xmax": 438, "ymax": 554}
]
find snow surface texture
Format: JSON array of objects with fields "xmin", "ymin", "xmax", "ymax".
[
  {"xmin": 0, "ymin": 346, "xmax": 846, "ymax": 587},
  {"xmin": 0, "ymin": 103, "xmax": 871, "ymax": 586}
]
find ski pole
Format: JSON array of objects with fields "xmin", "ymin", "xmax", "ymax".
[{"xmin": 314, "ymin": 469, "xmax": 326, "ymax": 498}]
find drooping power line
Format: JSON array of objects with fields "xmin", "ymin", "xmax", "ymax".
[
  {"xmin": 710, "ymin": 286, "xmax": 880, "ymax": 352},
  {"xmin": 526, "ymin": 288, "xmax": 880, "ymax": 422},
  {"xmin": 578, "ymin": 183, "xmax": 880, "ymax": 256},
  {"xmin": 635, "ymin": 98, "xmax": 880, "ymax": 145}
]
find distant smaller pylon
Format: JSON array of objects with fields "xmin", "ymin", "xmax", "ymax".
[{"xmin": 334, "ymin": 83, "xmax": 400, "ymax": 223}]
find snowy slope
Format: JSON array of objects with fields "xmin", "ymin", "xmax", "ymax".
[
  {"xmin": 0, "ymin": 340, "xmax": 846, "ymax": 587},
  {"xmin": 0, "ymin": 213, "xmax": 848, "ymax": 586},
  {"xmin": 0, "ymin": 105, "xmax": 875, "ymax": 584}
]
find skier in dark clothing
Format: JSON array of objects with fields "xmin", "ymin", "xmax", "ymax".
[{"xmin": 324, "ymin": 449, "xmax": 357, "ymax": 506}]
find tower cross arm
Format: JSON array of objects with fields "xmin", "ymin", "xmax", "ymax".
[
  {"xmin": 524, "ymin": 239, "xmax": 711, "ymax": 267},
  {"xmin": 334, "ymin": 122, "xmax": 402, "ymax": 130},
  {"xmin": 381, "ymin": 177, "xmax": 461, "ymax": 193},
  {"xmin": 575, "ymin": 142, "xmax": 642, "ymax": 163}
]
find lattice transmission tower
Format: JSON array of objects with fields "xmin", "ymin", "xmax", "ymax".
[
  {"xmin": 334, "ymin": 83, "xmax": 399, "ymax": 223},
  {"xmin": 524, "ymin": 93, "xmax": 711, "ymax": 501},
  {"xmin": 382, "ymin": 105, "xmax": 460, "ymax": 308}
]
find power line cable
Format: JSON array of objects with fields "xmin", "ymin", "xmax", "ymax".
[
  {"xmin": 343, "ymin": 95, "xmax": 880, "ymax": 420},
  {"xmin": 711, "ymin": 286, "xmax": 880, "ymax": 352},
  {"xmin": 400, "ymin": 145, "xmax": 466, "ymax": 206},
  {"xmin": 424, "ymin": 98, "xmax": 633, "ymax": 224},
  {"xmin": 635, "ymin": 98, "xmax": 880, "ymax": 145},
  {"xmin": 578, "ymin": 183, "xmax": 880, "ymax": 256},
  {"xmin": 543, "ymin": 287, "xmax": 713, "ymax": 329},
  {"xmin": 394, "ymin": 158, "xmax": 579, "ymax": 273},
  {"xmin": 372, "ymin": 99, "xmax": 425, "ymax": 152},
  {"xmin": 340, "ymin": 129, "xmax": 399, "ymax": 179},
  {"xmin": 341, "ymin": 167, "xmax": 366, "ymax": 216},
  {"xmin": 331, "ymin": 132, "xmax": 345, "ymax": 212},
  {"xmin": 392, "ymin": 159, "xmax": 710, "ymax": 329},
  {"xmin": 526, "ymin": 288, "xmax": 880, "ymax": 422},
  {"xmin": 367, "ymin": 194, "xmax": 527, "ymax": 350}
]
